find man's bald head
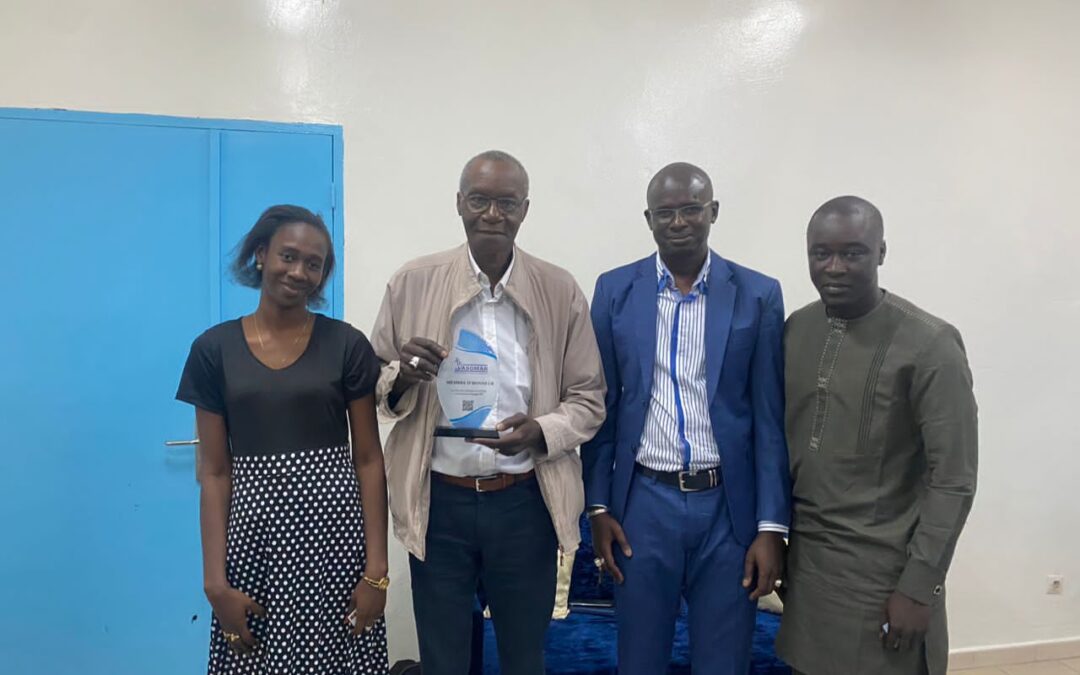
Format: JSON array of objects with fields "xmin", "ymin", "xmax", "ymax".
[
  {"xmin": 806, "ymin": 195, "xmax": 887, "ymax": 319},
  {"xmin": 644, "ymin": 162, "xmax": 719, "ymax": 273},
  {"xmin": 808, "ymin": 195, "xmax": 883, "ymax": 242},
  {"xmin": 459, "ymin": 150, "xmax": 529, "ymax": 196},
  {"xmin": 647, "ymin": 162, "xmax": 713, "ymax": 206}
]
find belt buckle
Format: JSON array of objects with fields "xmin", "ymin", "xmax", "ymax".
[
  {"xmin": 678, "ymin": 469, "xmax": 716, "ymax": 492},
  {"xmin": 475, "ymin": 476, "xmax": 500, "ymax": 493},
  {"xmin": 677, "ymin": 470, "xmax": 696, "ymax": 492}
]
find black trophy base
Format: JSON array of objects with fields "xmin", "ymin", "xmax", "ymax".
[{"xmin": 433, "ymin": 426, "xmax": 500, "ymax": 439}]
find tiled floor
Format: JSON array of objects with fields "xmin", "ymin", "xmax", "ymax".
[{"xmin": 951, "ymin": 657, "xmax": 1080, "ymax": 674}]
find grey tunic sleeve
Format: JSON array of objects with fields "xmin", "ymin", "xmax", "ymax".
[{"xmin": 896, "ymin": 324, "xmax": 979, "ymax": 604}]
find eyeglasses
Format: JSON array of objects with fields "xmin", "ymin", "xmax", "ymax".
[
  {"xmin": 464, "ymin": 194, "xmax": 524, "ymax": 215},
  {"xmin": 650, "ymin": 204, "xmax": 710, "ymax": 226}
]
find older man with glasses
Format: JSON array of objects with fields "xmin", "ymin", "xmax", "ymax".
[{"xmin": 371, "ymin": 150, "xmax": 606, "ymax": 675}]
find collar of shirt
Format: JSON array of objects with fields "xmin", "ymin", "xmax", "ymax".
[
  {"xmin": 656, "ymin": 252, "xmax": 710, "ymax": 299},
  {"xmin": 468, "ymin": 246, "xmax": 516, "ymax": 300}
]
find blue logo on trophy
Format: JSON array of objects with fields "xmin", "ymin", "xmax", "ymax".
[{"xmin": 434, "ymin": 329, "xmax": 500, "ymax": 438}]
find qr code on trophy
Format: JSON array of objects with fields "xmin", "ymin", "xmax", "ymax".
[{"xmin": 462, "ymin": 400, "xmax": 474, "ymax": 412}]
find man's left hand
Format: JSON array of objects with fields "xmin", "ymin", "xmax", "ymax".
[
  {"xmin": 743, "ymin": 531, "xmax": 785, "ymax": 600},
  {"xmin": 881, "ymin": 590, "xmax": 931, "ymax": 651},
  {"xmin": 471, "ymin": 413, "xmax": 547, "ymax": 456}
]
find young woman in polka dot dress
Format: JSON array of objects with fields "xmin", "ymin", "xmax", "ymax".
[{"xmin": 177, "ymin": 205, "xmax": 390, "ymax": 674}]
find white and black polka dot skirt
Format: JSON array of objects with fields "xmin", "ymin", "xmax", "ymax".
[{"xmin": 208, "ymin": 445, "xmax": 389, "ymax": 675}]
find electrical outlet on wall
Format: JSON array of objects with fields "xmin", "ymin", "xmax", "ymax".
[{"xmin": 1047, "ymin": 575, "xmax": 1064, "ymax": 595}]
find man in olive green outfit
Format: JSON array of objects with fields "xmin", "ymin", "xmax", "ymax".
[{"xmin": 776, "ymin": 196, "xmax": 978, "ymax": 675}]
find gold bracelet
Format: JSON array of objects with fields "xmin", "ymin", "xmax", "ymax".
[{"xmin": 362, "ymin": 575, "xmax": 390, "ymax": 591}]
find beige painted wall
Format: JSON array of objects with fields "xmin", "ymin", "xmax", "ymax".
[{"xmin": 3, "ymin": 0, "xmax": 1078, "ymax": 662}]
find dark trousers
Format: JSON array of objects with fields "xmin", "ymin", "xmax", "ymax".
[{"xmin": 410, "ymin": 475, "xmax": 557, "ymax": 675}]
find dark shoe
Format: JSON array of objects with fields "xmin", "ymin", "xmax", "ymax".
[{"xmin": 390, "ymin": 659, "xmax": 422, "ymax": 675}]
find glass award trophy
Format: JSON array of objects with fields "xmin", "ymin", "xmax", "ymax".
[{"xmin": 433, "ymin": 329, "xmax": 500, "ymax": 439}]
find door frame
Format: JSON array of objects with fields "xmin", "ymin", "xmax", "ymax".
[{"xmin": 0, "ymin": 107, "xmax": 346, "ymax": 320}]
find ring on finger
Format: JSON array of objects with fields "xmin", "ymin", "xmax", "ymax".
[
  {"xmin": 408, "ymin": 355, "xmax": 421, "ymax": 369},
  {"xmin": 593, "ymin": 557, "xmax": 604, "ymax": 569}
]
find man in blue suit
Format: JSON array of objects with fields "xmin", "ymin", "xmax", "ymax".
[{"xmin": 583, "ymin": 163, "xmax": 791, "ymax": 674}]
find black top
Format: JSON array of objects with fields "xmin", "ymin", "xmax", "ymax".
[{"xmin": 176, "ymin": 314, "xmax": 380, "ymax": 457}]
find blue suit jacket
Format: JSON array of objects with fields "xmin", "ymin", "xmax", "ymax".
[{"xmin": 582, "ymin": 251, "xmax": 791, "ymax": 546}]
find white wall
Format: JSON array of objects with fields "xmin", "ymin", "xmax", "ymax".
[{"xmin": 4, "ymin": 0, "xmax": 1077, "ymax": 661}]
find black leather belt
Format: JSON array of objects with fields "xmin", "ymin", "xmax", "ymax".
[{"xmin": 635, "ymin": 463, "xmax": 722, "ymax": 492}]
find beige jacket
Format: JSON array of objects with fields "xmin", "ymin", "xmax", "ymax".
[{"xmin": 371, "ymin": 244, "xmax": 606, "ymax": 560}]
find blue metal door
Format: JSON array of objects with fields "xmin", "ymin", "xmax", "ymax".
[
  {"xmin": 219, "ymin": 129, "xmax": 337, "ymax": 319},
  {"xmin": 0, "ymin": 109, "xmax": 342, "ymax": 674}
]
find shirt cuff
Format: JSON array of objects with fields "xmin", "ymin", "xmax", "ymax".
[
  {"xmin": 757, "ymin": 521, "xmax": 789, "ymax": 535},
  {"xmin": 896, "ymin": 558, "xmax": 946, "ymax": 605},
  {"xmin": 375, "ymin": 362, "xmax": 418, "ymax": 422},
  {"xmin": 533, "ymin": 412, "xmax": 568, "ymax": 458}
]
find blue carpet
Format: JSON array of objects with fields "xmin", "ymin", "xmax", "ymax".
[
  {"xmin": 476, "ymin": 513, "xmax": 791, "ymax": 673},
  {"xmin": 547, "ymin": 513, "xmax": 786, "ymax": 673},
  {"xmin": 481, "ymin": 609, "xmax": 790, "ymax": 674},
  {"xmin": 475, "ymin": 514, "xmax": 791, "ymax": 673}
]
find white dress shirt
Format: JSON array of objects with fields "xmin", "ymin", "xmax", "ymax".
[{"xmin": 431, "ymin": 249, "xmax": 534, "ymax": 477}]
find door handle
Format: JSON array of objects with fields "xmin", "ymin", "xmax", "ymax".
[{"xmin": 164, "ymin": 439, "xmax": 200, "ymax": 447}]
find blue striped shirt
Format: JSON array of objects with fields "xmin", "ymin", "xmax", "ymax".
[
  {"xmin": 634, "ymin": 254, "xmax": 787, "ymax": 535},
  {"xmin": 636, "ymin": 255, "xmax": 720, "ymax": 473}
]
